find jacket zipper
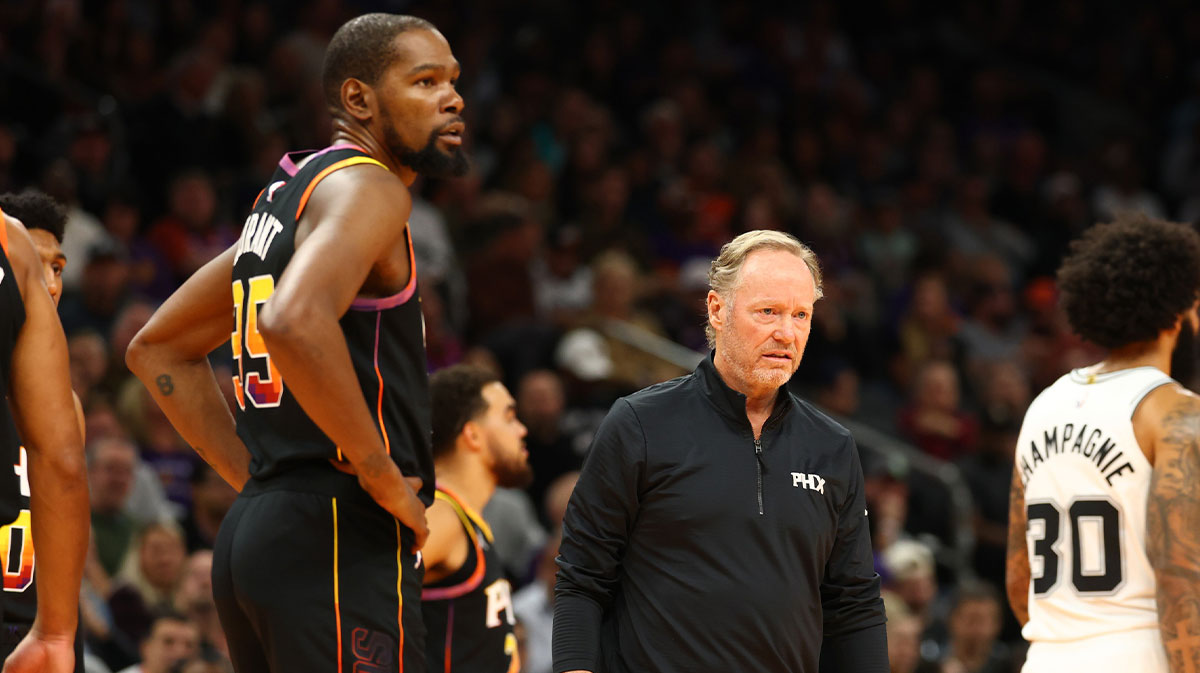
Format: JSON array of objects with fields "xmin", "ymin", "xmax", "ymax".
[{"xmin": 754, "ymin": 437, "xmax": 764, "ymax": 515}]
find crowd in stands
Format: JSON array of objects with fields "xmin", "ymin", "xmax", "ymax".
[{"xmin": 5, "ymin": 1, "xmax": 1200, "ymax": 671}]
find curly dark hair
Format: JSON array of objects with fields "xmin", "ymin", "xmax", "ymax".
[
  {"xmin": 1057, "ymin": 213, "xmax": 1200, "ymax": 348},
  {"xmin": 0, "ymin": 189, "xmax": 66, "ymax": 243},
  {"xmin": 429, "ymin": 364, "xmax": 498, "ymax": 460},
  {"xmin": 322, "ymin": 13, "xmax": 435, "ymax": 110}
]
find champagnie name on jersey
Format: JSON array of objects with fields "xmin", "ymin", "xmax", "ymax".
[
  {"xmin": 1019, "ymin": 422, "xmax": 1135, "ymax": 487},
  {"xmin": 234, "ymin": 212, "xmax": 285, "ymax": 264}
]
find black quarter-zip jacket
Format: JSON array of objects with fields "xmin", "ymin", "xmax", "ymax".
[{"xmin": 553, "ymin": 353, "xmax": 887, "ymax": 673}]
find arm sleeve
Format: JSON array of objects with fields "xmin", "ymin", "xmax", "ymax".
[
  {"xmin": 818, "ymin": 622, "xmax": 889, "ymax": 673},
  {"xmin": 552, "ymin": 399, "xmax": 645, "ymax": 673},
  {"xmin": 820, "ymin": 436, "xmax": 887, "ymax": 665}
]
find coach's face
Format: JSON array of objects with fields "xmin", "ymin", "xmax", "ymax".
[
  {"xmin": 376, "ymin": 29, "xmax": 468, "ymax": 178},
  {"xmin": 709, "ymin": 249, "xmax": 816, "ymax": 400}
]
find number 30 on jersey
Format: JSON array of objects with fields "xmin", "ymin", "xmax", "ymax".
[{"xmin": 232, "ymin": 275, "xmax": 284, "ymax": 409}]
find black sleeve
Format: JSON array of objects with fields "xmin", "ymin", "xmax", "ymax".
[
  {"xmin": 552, "ymin": 398, "xmax": 645, "ymax": 673},
  {"xmin": 820, "ymin": 435, "xmax": 887, "ymax": 644},
  {"xmin": 818, "ymin": 622, "xmax": 889, "ymax": 673}
]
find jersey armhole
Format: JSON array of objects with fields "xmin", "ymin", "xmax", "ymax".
[{"xmin": 1128, "ymin": 378, "xmax": 1175, "ymax": 419}]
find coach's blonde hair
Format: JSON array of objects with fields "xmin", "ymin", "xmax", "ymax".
[{"xmin": 705, "ymin": 230, "xmax": 823, "ymax": 349}]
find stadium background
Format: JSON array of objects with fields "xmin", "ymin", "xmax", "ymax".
[{"xmin": 4, "ymin": 0, "xmax": 1199, "ymax": 671}]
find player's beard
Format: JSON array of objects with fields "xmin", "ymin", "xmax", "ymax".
[
  {"xmin": 383, "ymin": 110, "xmax": 470, "ymax": 178},
  {"xmin": 1171, "ymin": 318, "xmax": 1199, "ymax": 388},
  {"xmin": 490, "ymin": 445, "xmax": 533, "ymax": 490}
]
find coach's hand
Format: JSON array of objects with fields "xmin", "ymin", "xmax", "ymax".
[{"xmin": 2, "ymin": 630, "xmax": 75, "ymax": 673}]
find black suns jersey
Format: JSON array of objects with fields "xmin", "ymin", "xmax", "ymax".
[
  {"xmin": 422, "ymin": 487, "xmax": 519, "ymax": 673},
  {"xmin": 0, "ymin": 215, "xmax": 24, "ymax": 517},
  {"xmin": 230, "ymin": 145, "xmax": 434, "ymax": 506},
  {"xmin": 0, "ymin": 216, "xmax": 35, "ymax": 620}
]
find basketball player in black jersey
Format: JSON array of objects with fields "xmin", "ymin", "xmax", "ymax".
[
  {"xmin": 0, "ymin": 209, "xmax": 87, "ymax": 673},
  {"xmin": 423, "ymin": 365, "xmax": 530, "ymax": 673},
  {"xmin": 0, "ymin": 191, "xmax": 86, "ymax": 672},
  {"xmin": 127, "ymin": 12, "xmax": 468, "ymax": 673}
]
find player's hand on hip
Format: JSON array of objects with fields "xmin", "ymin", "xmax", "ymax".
[
  {"xmin": 2, "ymin": 631, "xmax": 75, "ymax": 673},
  {"xmin": 391, "ymin": 475, "xmax": 428, "ymax": 552}
]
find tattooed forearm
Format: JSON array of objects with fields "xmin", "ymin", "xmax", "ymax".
[
  {"xmin": 1148, "ymin": 400, "xmax": 1200, "ymax": 673},
  {"xmin": 155, "ymin": 374, "xmax": 175, "ymax": 396},
  {"xmin": 1005, "ymin": 462, "xmax": 1030, "ymax": 625}
]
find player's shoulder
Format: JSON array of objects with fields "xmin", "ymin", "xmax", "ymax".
[
  {"xmin": 427, "ymin": 494, "xmax": 465, "ymax": 531},
  {"xmin": 1142, "ymin": 382, "xmax": 1200, "ymax": 434}
]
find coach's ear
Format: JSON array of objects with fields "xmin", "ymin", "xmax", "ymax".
[
  {"xmin": 340, "ymin": 78, "xmax": 375, "ymax": 123},
  {"xmin": 707, "ymin": 290, "xmax": 726, "ymax": 335}
]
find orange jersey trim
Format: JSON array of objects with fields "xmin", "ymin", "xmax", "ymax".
[
  {"xmin": 333, "ymin": 498, "xmax": 344, "ymax": 673},
  {"xmin": 395, "ymin": 519, "xmax": 406, "ymax": 673},
  {"xmin": 437, "ymin": 485, "xmax": 494, "ymax": 543},
  {"xmin": 295, "ymin": 156, "xmax": 389, "ymax": 221},
  {"xmin": 373, "ymin": 312, "xmax": 391, "ymax": 455},
  {"xmin": 0, "ymin": 207, "xmax": 9, "ymax": 255}
]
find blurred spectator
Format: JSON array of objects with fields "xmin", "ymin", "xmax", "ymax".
[
  {"xmin": 859, "ymin": 196, "xmax": 919, "ymax": 297},
  {"xmin": 59, "ymin": 239, "xmax": 133, "ymax": 337},
  {"xmin": 421, "ymin": 283, "xmax": 465, "ymax": 371},
  {"xmin": 116, "ymin": 610, "xmax": 200, "ymax": 673},
  {"xmin": 85, "ymin": 401, "xmax": 179, "ymax": 525},
  {"xmin": 940, "ymin": 176, "xmax": 1034, "ymax": 279},
  {"xmin": 145, "ymin": 170, "xmax": 234, "ymax": 286},
  {"xmin": 464, "ymin": 194, "xmax": 539, "ymax": 339},
  {"xmin": 542, "ymin": 471, "xmax": 580, "ymax": 530},
  {"xmin": 897, "ymin": 360, "xmax": 979, "ymax": 461},
  {"xmin": 958, "ymin": 363, "xmax": 1028, "ymax": 591},
  {"xmin": 173, "ymin": 551, "xmax": 227, "ymax": 658},
  {"xmin": 109, "ymin": 521, "xmax": 189, "ymax": 645},
  {"xmin": 90, "ymin": 437, "xmax": 140, "ymax": 577},
  {"xmin": 118, "ymin": 378, "xmax": 201, "ymax": 510},
  {"xmin": 71, "ymin": 330, "xmax": 111, "ymax": 405},
  {"xmin": 883, "ymin": 540, "xmax": 945, "ymax": 659},
  {"xmin": 555, "ymin": 250, "xmax": 687, "ymax": 392},
  {"xmin": 482, "ymin": 488, "xmax": 547, "ymax": 585},
  {"xmin": 955, "ymin": 255, "xmax": 1028, "ymax": 385},
  {"xmin": 517, "ymin": 369, "xmax": 588, "ymax": 515},
  {"xmin": 863, "ymin": 452, "xmax": 911, "ymax": 558},
  {"xmin": 179, "ymin": 464, "xmax": 236, "ymax": 553},
  {"xmin": 887, "ymin": 611, "xmax": 941, "ymax": 673},
  {"xmin": 891, "ymin": 272, "xmax": 962, "ymax": 389},
  {"xmin": 1092, "ymin": 140, "xmax": 1165, "ymax": 222},
  {"xmin": 513, "ymin": 530, "xmax": 560, "ymax": 673},
  {"xmin": 940, "ymin": 582, "xmax": 1013, "ymax": 673},
  {"xmin": 530, "ymin": 225, "xmax": 593, "ymax": 327}
]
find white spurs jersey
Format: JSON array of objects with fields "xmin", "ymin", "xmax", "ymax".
[{"xmin": 1016, "ymin": 365, "xmax": 1172, "ymax": 644}]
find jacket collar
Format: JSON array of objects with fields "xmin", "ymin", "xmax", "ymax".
[{"xmin": 695, "ymin": 351, "xmax": 795, "ymax": 428}]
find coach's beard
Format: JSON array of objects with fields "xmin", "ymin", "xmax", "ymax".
[
  {"xmin": 388, "ymin": 120, "xmax": 470, "ymax": 179},
  {"xmin": 1171, "ymin": 318, "xmax": 1199, "ymax": 388}
]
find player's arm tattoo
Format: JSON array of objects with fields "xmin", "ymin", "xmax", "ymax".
[
  {"xmin": 155, "ymin": 373, "xmax": 175, "ymax": 396},
  {"xmin": 1005, "ymin": 460, "xmax": 1031, "ymax": 625},
  {"xmin": 1148, "ymin": 400, "xmax": 1200, "ymax": 673}
]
